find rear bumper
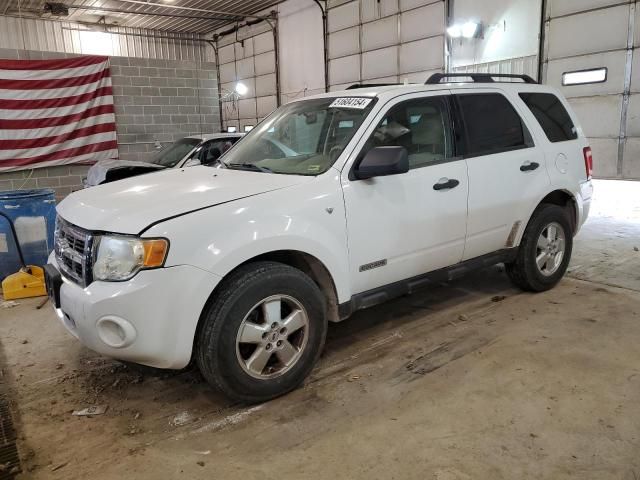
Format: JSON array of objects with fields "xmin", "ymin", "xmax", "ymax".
[
  {"xmin": 576, "ymin": 180, "xmax": 593, "ymax": 232},
  {"xmin": 48, "ymin": 254, "xmax": 220, "ymax": 369}
]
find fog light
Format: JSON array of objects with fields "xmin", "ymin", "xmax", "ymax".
[{"xmin": 96, "ymin": 316, "xmax": 137, "ymax": 348}]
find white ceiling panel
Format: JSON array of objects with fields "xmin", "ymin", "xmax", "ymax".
[
  {"xmin": 632, "ymin": 52, "xmax": 640, "ymax": 93},
  {"xmin": 361, "ymin": 75, "xmax": 399, "ymax": 84},
  {"xmin": 623, "ymin": 138, "xmax": 640, "ymax": 179},
  {"xmin": 257, "ymin": 95, "xmax": 278, "ymax": 117},
  {"xmin": 256, "ymin": 73, "xmax": 277, "ymax": 96},
  {"xmin": 362, "ymin": 16, "xmax": 398, "ymax": 51},
  {"xmin": 235, "ymin": 39, "xmax": 255, "ymax": 60},
  {"xmin": 238, "ymin": 97, "xmax": 257, "ymax": 119},
  {"xmin": 588, "ymin": 138, "xmax": 619, "ymax": 178},
  {"xmin": 635, "ymin": 5, "xmax": 640, "ymax": 48},
  {"xmin": 329, "ymin": 83, "xmax": 353, "ymax": 91},
  {"xmin": 328, "ymin": 1, "xmax": 360, "ymax": 32},
  {"xmin": 548, "ymin": 0, "xmax": 627, "ymax": 18},
  {"xmin": 626, "ymin": 94, "xmax": 640, "ymax": 137},
  {"xmin": 361, "ymin": 0, "xmax": 399, "ymax": 23},
  {"xmin": 403, "ymin": 68, "xmax": 442, "ymax": 83},
  {"xmin": 253, "ymin": 32, "xmax": 275, "ymax": 55},
  {"xmin": 329, "ymin": 26, "xmax": 360, "ymax": 59},
  {"xmin": 547, "ymin": 5, "xmax": 629, "ymax": 60},
  {"xmin": 567, "ymin": 94, "xmax": 623, "ymax": 138},
  {"xmin": 400, "ymin": 2, "xmax": 444, "ymax": 42},
  {"xmin": 218, "ymin": 44, "xmax": 236, "ymax": 65},
  {"xmin": 400, "ymin": 36, "xmax": 443, "ymax": 73},
  {"xmin": 219, "ymin": 62, "xmax": 237, "ymax": 83},
  {"xmin": 400, "ymin": 0, "xmax": 441, "ymax": 11},
  {"xmin": 546, "ymin": 50, "xmax": 627, "ymax": 98},
  {"xmin": 329, "ymin": 54, "xmax": 360, "ymax": 84},
  {"xmin": 362, "ymin": 46, "xmax": 398, "ymax": 79},
  {"xmin": 236, "ymin": 57, "xmax": 255, "ymax": 80},
  {"xmin": 255, "ymin": 51, "xmax": 276, "ymax": 75}
]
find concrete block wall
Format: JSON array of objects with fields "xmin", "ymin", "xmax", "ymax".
[
  {"xmin": 0, "ymin": 165, "xmax": 91, "ymax": 203},
  {"xmin": 110, "ymin": 56, "xmax": 220, "ymax": 162},
  {"xmin": 0, "ymin": 48, "xmax": 220, "ymax": 199}
]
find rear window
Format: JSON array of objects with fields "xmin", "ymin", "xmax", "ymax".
[
  {"xmin": 519, "ymin": 93, "xmax": 577, "ymax": 143},
  {"xmin": 456, "ymin": 93, "xmax": 531, "ymax": 157}
]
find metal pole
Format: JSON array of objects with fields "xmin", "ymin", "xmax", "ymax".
[
  {"xmin": 208, "ymin": 39, "xmax": 225, "ymax": 133},
  {"xmin": 537, "ymin": 0, "xmax": 547, "ymax": 83},
  {"xmin": 445, "ymin": 0, "xmax": 453, "ymax": 73},
  {"xmin": 313, "ymin": 0, "xmax": 329, "ymax": 93}
]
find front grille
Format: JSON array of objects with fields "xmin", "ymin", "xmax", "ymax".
[{"xmin": 54, "ymin": 217, "xmax": 93, "ymax": 287}]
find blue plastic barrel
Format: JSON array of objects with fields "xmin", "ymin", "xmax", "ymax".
[{"xmin": 0, "ymin": 189, "xmax": 56, "ymax": 282}]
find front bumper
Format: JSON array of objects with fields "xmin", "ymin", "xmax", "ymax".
[{"xmin": 48, "ymin": 255, "xmax": 221, "ymax": 369}]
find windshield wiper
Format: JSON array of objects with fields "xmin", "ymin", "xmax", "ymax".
[{"xmin": 226, "ymin": 163, "xmax": 274, "ymax": 174}]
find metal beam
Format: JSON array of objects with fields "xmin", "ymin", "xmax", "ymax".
[
  {"xmin": 65, "ymin": 4, "xmax": 236, "ymax": 22},
  {"xmin": 113, "ymin": 0, "xmax": 273, "ymax": 21}
]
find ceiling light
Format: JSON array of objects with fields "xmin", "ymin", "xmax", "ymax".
[
  {"xmin": 235, "ymin": 82, "xmax": 248, "ymax": 96},
  {"xmin": 446, "ymin": 24, "xmax": 462, "ymax": 38},
  {"xmin": 461, "ymin": 21, "xmax": 479, "ymax": 38}
]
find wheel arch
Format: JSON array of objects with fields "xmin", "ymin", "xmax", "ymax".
[
  {"xmin": 537, "ymin": 189, "xmax": 578, "ymax": 234},
  {"xmin": 192, "ymin": 250, "xmax": 341, "ymax": 362},
  {"xmin": 237, "ymin": 250, "xmax": 341, "ymax": 323},
  {"xmin": 515, "ymin": 189, "xmax": 578, "ymax": 247}
]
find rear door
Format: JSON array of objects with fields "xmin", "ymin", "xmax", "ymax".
[{"xmin": 455, "ymin": 89, "xmax": 550, "ymax": 260}]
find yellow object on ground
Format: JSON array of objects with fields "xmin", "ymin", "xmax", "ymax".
[{"xmin": 1, "ymin": 266, "xmax": 47, "ymax": 300}]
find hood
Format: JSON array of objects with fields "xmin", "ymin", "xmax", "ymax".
[
  {"xmin": 58, "ymin": 166, "xmax": 312, "ymax": 234},
  {"xmin": 85, "ymin": 159, "xmax": 167, "ymax": 186}
]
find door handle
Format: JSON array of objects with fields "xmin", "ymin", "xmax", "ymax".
[
  {"xmin": 520, "ymin": 161, "xmax": 540, "ymax": 172},
  {"xmin": 433, "ymin": 178, "xmax": 460, "ymax": 191}
]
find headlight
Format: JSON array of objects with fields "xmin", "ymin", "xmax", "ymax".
[{"xmin": 93, "ymin": 235, "xmax": 169, "ymax": 281}]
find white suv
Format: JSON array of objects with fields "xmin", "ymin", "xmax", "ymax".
[{"xmin": 45, "ymin": 74, "xmax": 593, "ymax": 403}]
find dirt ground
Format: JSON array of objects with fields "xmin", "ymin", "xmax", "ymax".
[{"xmin": 1, "ymin": 179, "xmax": 639, "ymax": 480}]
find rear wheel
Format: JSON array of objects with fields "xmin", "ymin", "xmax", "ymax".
[
  {"xmin": 506, "ymin": 204, "xmax": 573, "ymax": 292},
  {"xmin": 196, "ymin": 261, "xmax": 327, "ymax": 403}
]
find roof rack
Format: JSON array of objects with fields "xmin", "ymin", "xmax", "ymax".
[
  {"xmin": 425, "ymin": 73, "xmax": 537, "ymax": 85},
  {"xmin": 346, "ymin": 83, "xmax": 403, "ymax": 90}
]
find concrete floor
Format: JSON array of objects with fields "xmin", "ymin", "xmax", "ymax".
[{"xmin": 1, "ymin": 179, "xmax": 639, "ymax": 480}]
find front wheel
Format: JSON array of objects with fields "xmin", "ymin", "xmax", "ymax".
[
  {"xmin": 506, "ymin": 204, "xmax": 573, "ymax": 292},
  {"xmin": 196, "ymin": 261, "xmax": 327, "ymax": 403}
]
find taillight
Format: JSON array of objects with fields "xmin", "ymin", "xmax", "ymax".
[{"xmin": 583, "ymin": 146, "xmax": 593, "ymax": 180}]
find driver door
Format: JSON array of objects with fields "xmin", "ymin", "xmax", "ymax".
[{"xmin": 342, "ymin": 92, "xmax": 469, "ymax": 294}]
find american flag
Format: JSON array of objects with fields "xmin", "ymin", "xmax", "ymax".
[{"xmin": 0, "ymin": 55, "xmax": 118, "ymax": 172}]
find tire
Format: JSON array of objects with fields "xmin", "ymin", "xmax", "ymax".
[
  {"xmin": 506, "ymin": 204, "xmax": 573, "ymax": 292},
  {"xmin": 196, "ymin": 261, "xmax": 327, "ymax": 403}
]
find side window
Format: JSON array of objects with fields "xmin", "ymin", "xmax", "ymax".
[
  {"xmin": 361, "ymin": 96, "xmax": 454, "ymax": 170},
  {"xmin": 199, "ymin": 140, "xmax": 233, "ymax": 165},
  {"xmin": 519, "ymin": 93, "xmax": 578, "ymax": 143},
  {"xmin": 456, "ymin": 93, "xmax": 531, "ymax": 157}
]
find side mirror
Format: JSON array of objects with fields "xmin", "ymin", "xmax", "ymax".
[
  {"xmin": 183, "ymin": 158, "xmax": 201, "ymax": 167},
  {"xmin": 354, "ymin": 146, "xmax": 409, "ymax": 180}
]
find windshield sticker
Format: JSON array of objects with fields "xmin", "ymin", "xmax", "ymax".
[{"xmin": 329, "ymin": 97, "xmax": 372, "ymax": 109}]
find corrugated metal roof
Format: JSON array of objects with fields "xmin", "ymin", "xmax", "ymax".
[{"xmin": 1, "ymin": 0, "xmax": 284, "ymax": 34}]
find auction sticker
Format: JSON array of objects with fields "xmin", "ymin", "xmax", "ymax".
[{"xmin": 329, "ymin": 97, "xmax": 372, "ymax": 109}]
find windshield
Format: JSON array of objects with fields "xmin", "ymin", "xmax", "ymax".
[
  {"xmin": 223, "ymin": 97, "xmax": 376, "ymax": 175},
  {"xmin": 151, "ymin": 138, "xmax": 200, "ymax": 167}
]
